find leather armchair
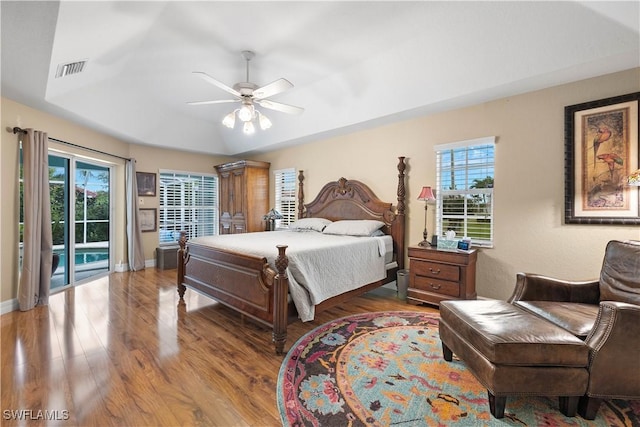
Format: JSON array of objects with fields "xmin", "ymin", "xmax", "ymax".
[{"xmin": 508, "ymin": 240, "xmax": 640, "ymax": 419}]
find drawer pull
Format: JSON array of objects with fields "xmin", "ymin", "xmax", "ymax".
[
  {"xmin": 429, "ymin": 283, "xmax": 442, "ymax": 290},
  {"xmin": 429, "ymin": 268, "xmax": 441, "ymax": 275}
]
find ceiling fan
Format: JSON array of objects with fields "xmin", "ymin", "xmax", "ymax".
[{"xmin": 188, "ymin": 51, "xmax": 304, "ymax": 133}]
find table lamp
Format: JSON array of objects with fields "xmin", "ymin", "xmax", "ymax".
[
  {"xmin": 417, "ymin": 186, "xmax": 436, "ymax": 246},
  {"xmin": 263, "ymin": 208, "xmax": 284, "ymax": 231}
]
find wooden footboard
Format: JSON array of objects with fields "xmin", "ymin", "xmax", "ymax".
[{"xmin": 177, "ymin": 231, "xmax": 292, "ymax": 354}]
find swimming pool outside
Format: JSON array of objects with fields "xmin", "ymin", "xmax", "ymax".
[{"xmin": 52, "ymin": 245, "xmax": 110, "ymax": 288}]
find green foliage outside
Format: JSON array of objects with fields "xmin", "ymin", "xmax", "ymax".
[
  {"xmin": 442, "ymin": 176, "xmax": 493, "ymax": 240},
  {"xmin": 20, "ymin": 164, "xmax": 109, "ymax": 245}
]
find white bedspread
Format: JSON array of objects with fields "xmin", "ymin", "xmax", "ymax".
[{"xmin": 190, "ymin": 230, "xmax": 387, "ymax": 321}]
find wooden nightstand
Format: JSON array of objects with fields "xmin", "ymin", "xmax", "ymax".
[{"xmin": 407, "ymin": 246, "xmax": 477, "ymax": 307}]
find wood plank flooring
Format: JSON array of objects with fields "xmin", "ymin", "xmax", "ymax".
[{"xmin": 1, "ymin": 268, "xmax": 438, "ymax": 426}]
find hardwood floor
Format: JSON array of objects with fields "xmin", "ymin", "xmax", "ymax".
[{"xmin": 1, "ymin": 268, "xmax": 438, "ymax": 426}]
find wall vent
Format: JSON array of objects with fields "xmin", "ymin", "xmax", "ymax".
[{"xmin": 55, "ymin": 60, "xmax": 87, "ymax": 78}]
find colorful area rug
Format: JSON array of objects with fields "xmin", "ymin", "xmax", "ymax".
[{"xmin": 277, "ymin": 311, "xmax": 639, "ymax": 426}]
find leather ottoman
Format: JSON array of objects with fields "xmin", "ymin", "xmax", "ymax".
[{"xmin": 438, "ymin": 300, "xmax": 589, "ymax": 418}]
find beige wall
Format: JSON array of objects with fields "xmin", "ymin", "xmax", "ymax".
[
  {"xmin": 1, "ymin": 97, "xmax": 231, "ymax": 305},
  {"xmin": 256, "ymin": 68, "xmax": 640, "ymax": 300}
]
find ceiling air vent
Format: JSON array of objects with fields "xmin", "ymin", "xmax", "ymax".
[{"xmin": 55, "ymin": 60, "xmax": 87, "ymax": 78}]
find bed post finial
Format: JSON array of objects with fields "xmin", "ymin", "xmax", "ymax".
[
  {"xmin": 298, "ymin": 170, "xmax": 305, "ymax": 219},
  {"xmin": 396, "ymin": 157, "xmax": 406, "ymax": 270},
  {"xmin": 273, "ymin": 245, "xmax": 289, "ymax": 355},
  {"xmin": 397, "ymin": 157, "xmax": 406, "ymax": 215},
  {"xmin": 177, "ymin": 231, "xmax": 188, "ymax": 299}
]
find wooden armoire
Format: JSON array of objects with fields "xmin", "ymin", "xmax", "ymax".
[{"xmin": 214, "ymin": 160, "xmax": 270, "ymax": 234}]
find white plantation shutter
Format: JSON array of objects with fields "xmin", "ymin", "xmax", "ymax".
[
  {"xmin": 159, "ymin": 170, "xmax": 217, "ymax": 244},
  {"xmin": 274, "ymin": 168, "xmax": 296, "ymax": 227},
  {"xmin": 434, "ymin": 137, "xmax": 495, "ymax": 247}
]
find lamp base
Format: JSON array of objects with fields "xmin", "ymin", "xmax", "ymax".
[
  {"xmin": 419, "ymin": 229, "xmax": 433, "ymax": 247},
  {"xmin": 265, "ymin": 218, "xmax": 276, "ymax": 231}
]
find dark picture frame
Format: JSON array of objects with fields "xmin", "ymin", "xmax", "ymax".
[
  {"xmin": 136, "ymin": 172, "xmax": 156, "ymax": 197},
  {"xmin": 139, "ymin": 208, "xmax": 157, "ymax": 232},
  {"xmin": 564, "ymin": 92, "xmax": 639, "ymax": 225}
]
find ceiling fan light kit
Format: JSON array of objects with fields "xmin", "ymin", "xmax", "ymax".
[
  {"xmin": 243, "ymin": 121, "xmax": 255, "ymax": 135},
  {"xmin": 222, "ymin": 103, "xmax": 272, "ymax": 135},
  {"xmin": 189, "ymin": 50, "xmax": 303, "ymax": 135},
  {"xmin": 258, "ymin": 111, "xmax": 272, "ymax": 130},
  {"xmin": 237, "ymin": 103, "xmax": 255, "ymax": 122},
  {"xmin": 222, "ymin": 110, "xmax": 237, "ymax": 128}
]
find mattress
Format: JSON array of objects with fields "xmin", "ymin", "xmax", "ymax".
[{"xmin": 190, "ymin": 230, "xmax": 389, "ymax": 320}]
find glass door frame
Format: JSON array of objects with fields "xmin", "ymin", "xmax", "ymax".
[{"xmin": 49, "ymin": 150, "xmax": 114, "ymax": 291}]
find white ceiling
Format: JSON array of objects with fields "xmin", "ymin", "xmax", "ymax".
[{"xmin": 2, "ymin": 1, "xmax": 639, "ymax": 156}]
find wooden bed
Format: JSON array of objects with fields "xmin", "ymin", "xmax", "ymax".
[{"xmin": 177, "ymin": 156, "xmax": 406, "ymax": 354}]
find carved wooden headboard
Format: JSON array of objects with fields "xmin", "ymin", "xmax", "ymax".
[
  {"xmin": 295, "ymin": 157, "xmax": 406, "ymax": 269},
  {"xmin": 303, "ymin": 177, "xmax": 394, "ymax": 223}
]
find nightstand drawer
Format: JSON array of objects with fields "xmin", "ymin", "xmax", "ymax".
[
  {"xmin": 407, "ymin": 246, "xmax": 477, "ymax": 306},
  {"xmin": 413, "ymin": 276, "xmax": 460, "ymax": 297},
  {"xmin": 412, "ymin": 260, "xmax": 460, "ymax": 282}
]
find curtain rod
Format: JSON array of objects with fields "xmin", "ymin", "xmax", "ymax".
[{"xmin": 10, "ymin": 126, "xmax": 132, "ymax": 161}]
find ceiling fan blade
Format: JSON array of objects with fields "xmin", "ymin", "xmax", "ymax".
[
  {"xmin": 253, "ymin": 78, "xmax": 293, "ymax": 100},
  {"xmin": 187, "ymin": 99, "xmax": 239, "ymax": 106},
  {"xmin": 193, "ymin": 71, "xmax": 241, "ymax": 97},
  {"xmin": 256, "ymin": 99, "xmax": 304, "ymax": 115}
]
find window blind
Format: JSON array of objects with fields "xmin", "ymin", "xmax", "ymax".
[
  {"xmin": 274, "ymin": 168, "xmax": 296, "ymax": 227},
  {"xmin": 434, "ymin": 137, "xmax": 495, "ymax": 247},
  {"xmin": 159, "ymin": 170, "xmax": 217, "ymax": 244}
]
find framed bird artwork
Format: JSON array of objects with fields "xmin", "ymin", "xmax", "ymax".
[{"xmin": 564, "ymin": 91, "xmax": 639, "ymax": 225}]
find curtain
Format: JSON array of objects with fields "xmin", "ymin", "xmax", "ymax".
[
  {"xmin": 18, "ymin": 129, "xmax": 53, "ymax": 311},
  {"xmin": 126, "ymin": 159, "xmax": 145, "ymax": 271}
]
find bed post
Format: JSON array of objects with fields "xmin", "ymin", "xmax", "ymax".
[
  {"xmin": 177, "ymin": 231, "xmax": 187, "ymax": 299},
  {"xmin": 396, "ymin": 157, "xmax": 406, "ymax": 270},
  {"xmin": 297, "ymin": 170, "xmax": 305, "ymax": 219},
  {"xmin": 273, "ymin": 245, "xmax": 289, "ymax": 355}
]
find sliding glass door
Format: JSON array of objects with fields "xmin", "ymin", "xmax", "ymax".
[
  {"xmin": 49, "ymin": 155, "xmax": 112, "ymax": 289},
  {"xmin": 73, "ymin": 161, "xmax": 111, "ymax": 282}
]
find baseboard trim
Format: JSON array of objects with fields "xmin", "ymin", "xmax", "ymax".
[
  {"xmin": 115, "ymin": 259, "xmax": 154, "ymax": 271},
  {"xmin": 1, "ymin": 298, "xmax": 18, "ymax": 315}
]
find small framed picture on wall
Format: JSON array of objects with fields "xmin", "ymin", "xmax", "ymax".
[
  {"xmin": 139, "ymin": 208, "xmax": 157, "ymax": 232},
  {"xmin": 136, "ymin": 172, "xmax": 156, "ymax": 197}
]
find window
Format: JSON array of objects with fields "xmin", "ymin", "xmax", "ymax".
[
  {"xmin": 159, "ymin": 171, "xmax": 217, "ymax": 244},
  {"xmin": 273, "ymin": 168, "xmax": 296, "ymax": 228},
  {"xmin": 434, "ymin": 136, "xmax": 495, "ymax": 247}
]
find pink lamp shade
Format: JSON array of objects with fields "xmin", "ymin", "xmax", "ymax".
[{"xmin": 417, "ymin": 186, "xmax": 436, "ymax": 201}]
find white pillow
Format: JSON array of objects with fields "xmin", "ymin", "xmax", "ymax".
[
  {"xmin": 370, "ymin": 229, "xmax": 386, "ymax": 237},
  {"xmin": 288, "ymin": 218, "xmax": 332, "ymax": 232},
  {"xmin": 322, "ymin": 220, "xmax": 385, "ymax": 237}
]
